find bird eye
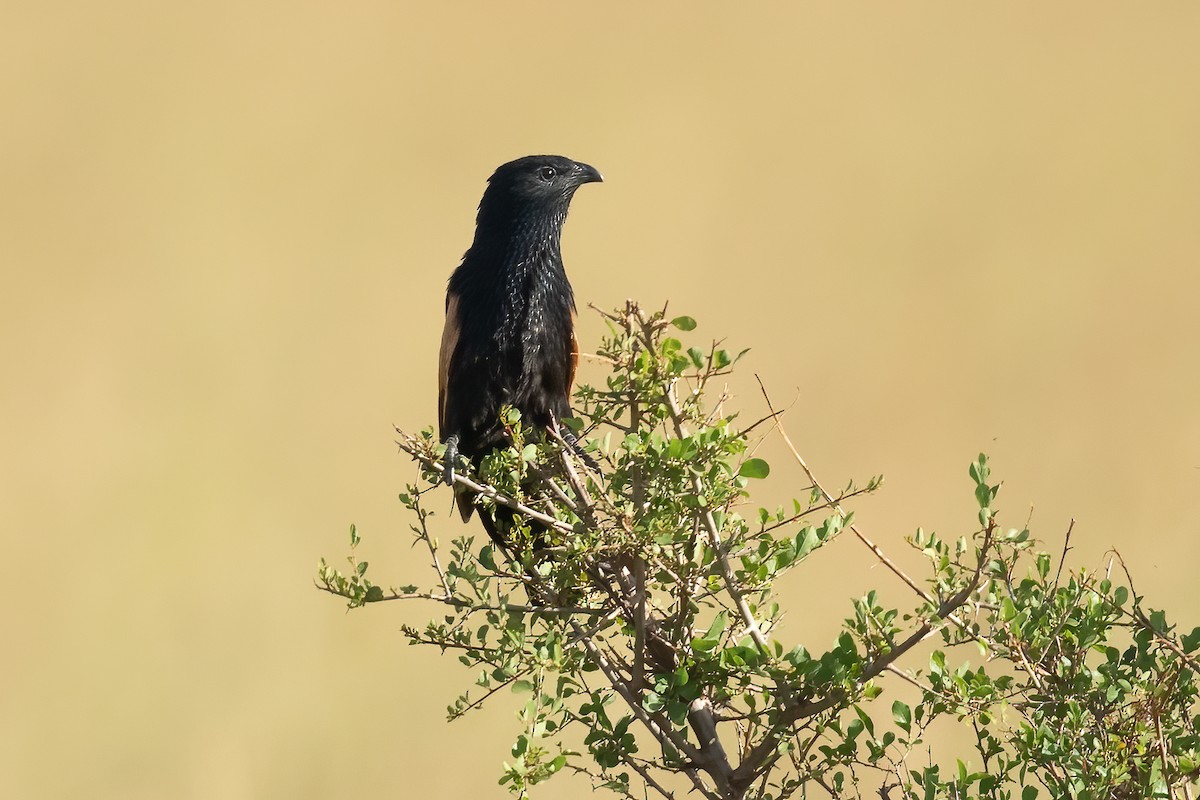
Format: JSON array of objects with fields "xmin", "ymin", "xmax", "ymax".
[{"xmin": 538, "ymin": 166, "xmax": 557, "ymax": 181}]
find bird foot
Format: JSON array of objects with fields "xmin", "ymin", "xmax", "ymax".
[
  {"xmin": 559, "ymin": 426, "xmax": 600, "ymax": 473},
  {"xmin": 442, "ymin": 435, "xmax": 460, "ymax": 486}
]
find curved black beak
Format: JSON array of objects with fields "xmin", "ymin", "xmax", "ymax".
[{"xmin": 571, "ymin": 161, "xmax": 604, "ymax": 185}]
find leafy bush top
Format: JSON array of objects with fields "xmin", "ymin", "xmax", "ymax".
[{"xmin": 320, "ymin": 302, "xmax": 1200, "ymax": 800}]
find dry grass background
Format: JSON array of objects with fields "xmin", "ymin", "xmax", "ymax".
[{"xmin": 2, "ymin": 3, "xmax": 1198, "ymax": 798}]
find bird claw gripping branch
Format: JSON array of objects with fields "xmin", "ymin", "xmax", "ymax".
[
  {"xmin": 559, "ymin": 425, "xmax": 600, "ymax": 474},
  {"xmin": 441, "ymin": 434, "xmax": 461, "ymax": 486}
]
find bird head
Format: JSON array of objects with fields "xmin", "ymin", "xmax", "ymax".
[{"xmin": 480, "ymin": 155, "xmax": 603, "ymax": 218}]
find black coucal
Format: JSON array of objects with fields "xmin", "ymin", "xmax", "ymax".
[{"xmin": 438, "ymin": 155, "xmax": 602, "ymax": 546}]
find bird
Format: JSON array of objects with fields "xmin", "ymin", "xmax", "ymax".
[{"xmin": 438, "ymin": 154, "xmax": 602, "ymax": 547}]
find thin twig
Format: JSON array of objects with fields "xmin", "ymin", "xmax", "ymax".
[
  {"xmin": 548, "ymin": 423, "xmax": 597, "ymax": 513},
  {"xmin": 1054, "ymin": 518, "xmax": 1075, "ymax": 587},
  {"xmin": 450, "ymin": 673, "xmax": 523, "ymax": 718},
  {"xmin": 529, "ymin": 465, "xmax": 580, "ymax": 514},
  {"xmin": 883, "ymin": 663, "xmax": 930, "ymax": 694},
  {"xmin": 1112, "ymin": 551, "xmax": 1200, "ymax": 673},
  {"xmin": 632, "ymin": 555, "xmax": 648, "ymax": 694},
  {"xmin": 1157, "ymin": 708, "xmax": 1177, "ymax": 800},
  {"xmin": 411, "ymin": 490, "xmax": 453, "ymax": 596},
  {"xmin": 623, "ymin": 755, "xmax": 678, "ymax": 800},
  {"xmin": 755, "ymin": 485, "xmax": 878, "ymax": 537},
  {"xmin": 754, "ymin": 376, "xmax": 934, "ymax": 606}
]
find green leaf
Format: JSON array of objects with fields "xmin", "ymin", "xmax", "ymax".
[
  {"xmin": 969, "ymin": 453, "xmax": 989, "ymax": 485},
  {"xmin": 704, "ymin": 612, "xmax": 728, "ymax": 641},
  {"xmin": 739, "ymin": 458, "xmax": 770, "ymax": 479},
  {"xmin": 1181, "ymin": 625, "xmax": 1200, "ymax": 652},
  {"xmin": 1022, "ymin": 787, "xmax": 1039, "ymax": 800},
  {"xmin": 671, "ymin": 315, "xmax": 697, "ymax": 331},
  {"xmin": 892, "ymin": 700, "xmax": 911, "ymax": 733},
  {"xmin": 692, "ymin": 612, "xmax": 728, "ymax": 652},
  {"xmin": 846, "ymin": 717, "xmax": 864, "ymax": 741},
  {"xmin": 853, "ymin": 704, "xmax": 875, "ymax": 737},
  {"xmin": 511, "ymin": 680, "xmax": 534, "ymax": 694},
  {"xmin": 479, "ymin": 546, "xmax": 497, "ymax": 571},
  {"xmin": 795, "ymin": 527, "xmax": 820, "ymax": 560}
]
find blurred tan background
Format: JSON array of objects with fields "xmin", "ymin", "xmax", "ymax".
[{"xmin": 2, "ymin": 2, "xmax": 1198, "ymax": 798}]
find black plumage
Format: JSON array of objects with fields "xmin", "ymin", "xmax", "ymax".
[{"xmin": 438, "ymin": 155, "xmax": 602, "ymax": 546}]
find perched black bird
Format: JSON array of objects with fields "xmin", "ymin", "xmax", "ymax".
[{"xmin": 438, "ymin": 155, "xmax": 602, "ymax": 546}]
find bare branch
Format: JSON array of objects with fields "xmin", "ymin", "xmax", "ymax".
[
  {"xmin": 754, "ymin": 376, "xmax": 934, "ymax": 606},
  {"xmin": 1054, "ymin": 517, "xmax": 1075, "ymax": 587}
]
